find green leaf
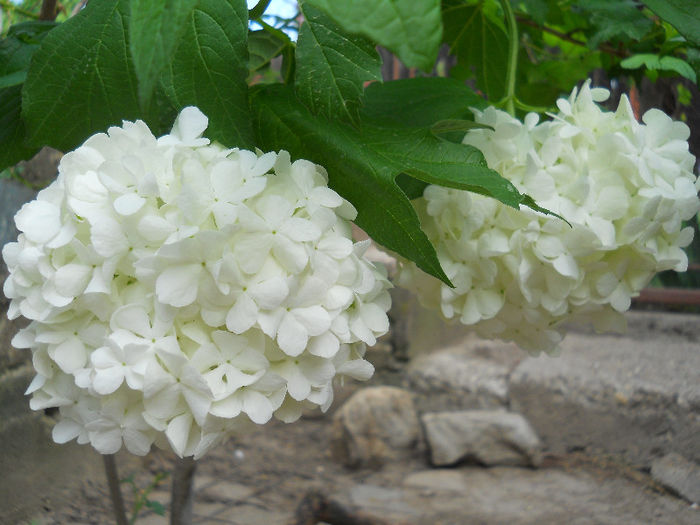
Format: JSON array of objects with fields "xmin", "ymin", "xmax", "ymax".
[
  {"xmin": 0, "ymin": 70, "xmax": 26, "ymax": 89},
  {"xmin": 642, "ymin": 0, "xmax": 700, "ymax": 47},
  {"xmin": 145, "ymin": 500, "xmax": 166, "ymax": 516},
  {"xmin": 22, "ymin": 0, "xmax": 141, "ymax": 152},
  {"xmin": 248, "ymin": 29, "xmax": 290, "ymax": 74},
  {"xmin": 442, "ymin": 0, "xmax": 509, "ymax": 102},
  {"xmin": 0, "ymin": 21, "xmax": 57, "ymax": 170},
  {"xmin": 252, "ymin": 83, "xmax": 529, "ymax": 284},
  {"xmin": 305, "ymin": 0, "xmax": 443, "ymax": 71},
  {"xmin": 295, "ymin": 3, "xmax": 381, "ymax": 123},
  {"xmin": 129, "ymin": 0, "xmax": 199, "ymax": 109},
  {"xmin": 575, "ymin": 0, "xmax": 653, "ymax": 49},
  {"xmin": 621, "ymin": 53, "xmax": 697, "ymax": 82},
  {"xmin": 430, "ymin": 119, "xmax": 493, "ymax": 136},
  {"xmin": 361, "ymin": 77, "xmax": 487, "ymax": 127},
  {"xmin": 252, "ymin": 84, "xmax": 450, "ymax": 284},
  {"xmin": 161, "ymin": 0, "xmax": 253, "ymax": 149}
]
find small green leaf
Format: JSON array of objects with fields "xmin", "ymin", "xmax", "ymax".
[
  {"xmin": 22, "ymin": 0, "xmax": 141, "ymax": 152},
  {"xmin": 295, "ymin": 3, "xmax": 381, "ymax": 123},
  {"xmin": 248, "ymin": 29, "xmax": 290, "ymax": 74},
  {"xmin": 431, "ymin": 119, "xmax": 493, "ymax": 136},
  {"xmin": 0, "ymin": 70, "xmax": 26, "ymax": 89},
  {"xmin": 146, "ymin": 500, "xmax": 166, "ymax": 516},
  {"xmin": 621, "ymin": 53, "xmax": 697, "ymax": 83},
  {"xmin": 642, "ymin": 0, "xmax": 700, "ymax": 47},
  {"xmin": 305, "ymin": 0, "xmax": 443, "ymax": 71},
  {"xmin": 442, "ymin": 0, "xmax": 508, "ymax": 102},
  {"xmin": 129, "ymin": 0, "xmax": 199, "ymax": 109},
  {"xmin": 161, "ymin": 0, "xmax": 253, "ymax": 149}
]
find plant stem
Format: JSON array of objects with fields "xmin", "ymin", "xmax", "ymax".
[
  {"xmin": 170, "ymin": 456, "xmax": 197, "ymax": 525},
  {"xmin": 249, "ymin": 0, "xmax": 272, "ymax": 20},
  {"xmin": 500, "ymin": 0, "xmax": 519, "ymax": 116},
  {"xmin": 0, "ymin": 0, "xmax": 40, "ymax": 19},
  {"xmin": 103, "ymin": 454, "xmax": 129, "ymax": 525}
]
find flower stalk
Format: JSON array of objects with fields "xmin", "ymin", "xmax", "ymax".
[
  {"xmin": 170, "ymin": 456, "xmax": 197, "ymax": 525},
  {"xmin": 500, "ymin": 0, "xmax": 519, "ymax": 116},
  {"xmin": 103, "ymin": 454, "xmax": 129, "ymax": 525}
]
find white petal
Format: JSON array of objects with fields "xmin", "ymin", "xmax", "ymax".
[
  {"xmin": 277, "ymin": 314, "xmax": 308, "ymax": 356},
  {"xmin": 242, "ymin": 391, "xmax": 273, "ymax": 424},
  {"xmin": 15, "ymin": 200, "xmax": 61, "ymax": 243},
  {"xmin": 226, "ymin": 294, "xmax": 258, "ymax": 334},
  {"xmin": 156, "ymin": 264, "xmax": 201, "ymax": 307},
  {"xmin": 248, "ymin": 277, "xmax": 289, "ymax": 309},
  {"xmin": 113, "ymin": 193, "xmax": 146, "ymax": 216}
]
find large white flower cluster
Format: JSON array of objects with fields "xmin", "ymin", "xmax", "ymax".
[
  {"xmin": 2, "ymin": 107, "xmax": 390, "ymax": 458},
  {"xmin": 398, "ymin": 82, "xmax": 699, "ymax": 353}
]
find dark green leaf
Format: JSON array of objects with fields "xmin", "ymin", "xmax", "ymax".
[
  {"xmin": 252, "ymin": 84, "xmax": 450, "ymax": 284},
  {"xmin": 295, "ymin": 3, "xmax": 381, "ymax": 123},
  {"xmin": 129, "ymin": 0, "xmax": 199, "ymax": 109},
  {"xmin": 22, "ymin": 0, "xmax": 141, "ymax": 152},
  {"xmin": 252, "ymin": 83, "xmax": 529, "ymax": 284},
  {"xmin": 161, "ymin": 0, "xmax": 253, "ymax": 149},
  {"xmin": 643, "ymin": 0, "xmax": 700, "ymax": 47},
  {"xmin": 514, "ymin": 0, "xmax": 550, "ymax": 24},
  {"xmin": 442, "ymin": 0, "xmax": 509, "ymax": 102},
  {"xmin": 0, "ymin": 21, "xmax": 57, "ymax": 170},
  {"xmin": 395, "ymin": 173, "xmax": 428, "ymax": 200},
  {"xmin": 305, "ymin": 0, "xmax": 443, "ymax": 71},
  {"xmin": 575, "ymin": 0, "xmax": 653, "ymax": 48},
  {"xmin": 430, "ymin": 119, "xmax": 493, "ymax": 136},
  {"xmin": 361, "ymin": 77, "xmax": 487, "ymax": 127},
  {"xmin": 248, "ymin": 29, "xmax": 290, "ymax": 73}
]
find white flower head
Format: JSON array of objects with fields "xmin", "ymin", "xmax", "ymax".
[
  {"xmin": 3, "ymin": 107, "xmax": 391, "ymax": 458},
  {"xmin": 399, "ymin": 82, "xmax": 699, "ymax": 354}
]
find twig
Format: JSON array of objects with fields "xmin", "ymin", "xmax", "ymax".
[
  {"xmin": 0, "ymin": 0, "xmax": 40, "ymax": 19},
  {"xmin": 103, "ymin": 454, "xmax": 129, "ymax": 525},
  {"xmin": 517, "ymin": 16, "xmax": 629, "ymax": 58},
  {"xmin": 170, "ymin": 456, "xmax": 197, "ymax": 525},
  {"xmin": 39, "ymin": 0, "xmax": 57, "ymax": 21}
]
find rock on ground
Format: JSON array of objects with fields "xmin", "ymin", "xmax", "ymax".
[
  {"xmin": 309, "ymin": 466, "xmax": 700, "ymax": 525},
  {"xmin": 509, "ymin": 314, "xmax": 700, "ymax": 467},
  {"xmin": 421, "ymin": 410, "xmax": 542, "ymax": 467},
  {"xmin": 330, "ymin": 386, "xmax": 423, "ymax": 468},
  {"xmin": 652, "ymin": 452, "xmax": 700, "ymax": 504}
]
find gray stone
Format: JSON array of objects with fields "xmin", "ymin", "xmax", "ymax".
[
  {"xmin": 408, "ymin": 351, "xmax": 512, "ymax": 411},
  {"xmin": 509, "ymin": 314, "xmax": 700, "ymax": 467},
  {"xmin": 330, "ymin": 386, "xmax": 422, "ymax": 468},
  {"xmin": 652, "ymin": 453, "xmax": 700, "ymax": 504},
  {"xmin": 422, "ymin": 410, "xmax": 542, "ymax": 467},
  {"xmin": 319, "ymin": 466, "xmax": 700, "ymax": 525}
]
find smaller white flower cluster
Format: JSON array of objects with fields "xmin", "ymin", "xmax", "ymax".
[
  {"xmin": 398, "ymin": 82, "xmax": 700, "ymax": 352},
  {"xmin": 3, "ymin": 107, "xmax": 390, "ymax": 458}
]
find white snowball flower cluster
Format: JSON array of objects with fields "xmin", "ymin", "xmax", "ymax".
[
  {"xmin": 2, "ymin": 107, "xmax": 391, "ymax": 458},
  {"xmin": 398, "ymin": 82, "xmax": 700, "ymax": 353}
]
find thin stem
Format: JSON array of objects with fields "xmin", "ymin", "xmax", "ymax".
[
  {"xmin": 249, "ymin": 0, "xmax": 272, "ymax": 20},
  {"xmin": 500, "ymin": 0, "xmax": 519, "ymax": 116},
  {"xmin": 103, "ymin": 454, "xmax": 129, "ymax": 525},
  {"xmin": 516, "ymin": 16, "xmax": 628, "ymax": 58},
  {"xmin": 170, "ymin": 456, "xmax": 197, "ymax": 525},
  {"xmin": 0, "ymin": 0, "xmax": 40, "ymax": 19}
]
